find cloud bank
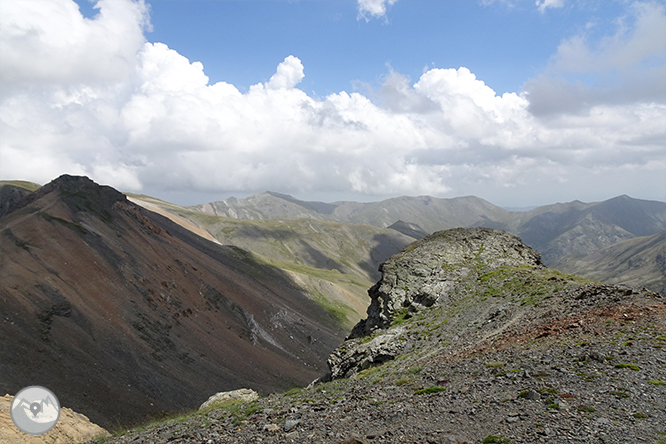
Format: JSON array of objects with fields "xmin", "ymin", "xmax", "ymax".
[{"xmin": 0, "ymin": 0, "xmax": 664, "ymax": 206}]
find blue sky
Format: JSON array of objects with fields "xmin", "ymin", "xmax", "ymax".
[
  {"xmin": 1, "ymin": 0, "xmax": 664, "ymax": 207},
  {"xmin": 142, "ymin": 1, "xmax": 624, "ymax": 96}
]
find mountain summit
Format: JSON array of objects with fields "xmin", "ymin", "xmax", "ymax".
[{"xmin": 0, "ymin": 175, "xmax": 346, "ymax": 429}]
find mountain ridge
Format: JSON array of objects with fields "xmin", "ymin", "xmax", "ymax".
[
  {"xmin": 190, "ymin": 191, "xmax": 666, "ymax": 272},
  {"xmin": 0, "ymin": 175, "xmax": 347, "ymax": 429}
]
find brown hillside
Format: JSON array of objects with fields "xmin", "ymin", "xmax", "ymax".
[{"xmin": 0, "ymin": 175, "xmax": 345, "ymax": 430}]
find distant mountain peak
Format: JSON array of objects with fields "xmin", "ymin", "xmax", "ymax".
[{"xmin": 14, "ymin": 174, "xmax": 129, "ymax": 220}]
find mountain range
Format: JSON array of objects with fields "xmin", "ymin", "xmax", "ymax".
[
  {"xmin": 190, "ymin": 191, "xmax": 666, "ymax": 289},
  {"xmin": 191, "ymin": 192, "xmax": 666, "ymax": 263},
  {"xmin": 1, "ymin": 175, "xmax": 665, "ymax": 437}
]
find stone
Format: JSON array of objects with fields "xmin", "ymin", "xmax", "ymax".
[
  {"xmin": 199, "ymin": 388, "xmax": 259, "ymax": 410},
  {"xmin": 350, "ymin": 228, "xmax": 542, "ymax": 338},
  {"xmin": 284, "ymin": 419, "xmax": 301, "ymax": 432},
  {"xmin": 264, "ymin": 423, "xmax": 280, "ymax": 433}
]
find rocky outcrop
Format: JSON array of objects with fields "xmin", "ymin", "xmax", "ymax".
[
  {"xmin": 325, "ymin": 227, "xmax": 543, "ymax": 380},
  {"xmin": 351, "ymin": 227, "xmax": 542, "ymax": 337}
]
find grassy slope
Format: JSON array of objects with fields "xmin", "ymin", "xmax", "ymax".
[
  {"xmin": 555, "ymin": 231, "xmax": 666, "ymax": 295},
  {"xmin": 0, "ymin": 180, "xmax": 41, "ymax": 191}
]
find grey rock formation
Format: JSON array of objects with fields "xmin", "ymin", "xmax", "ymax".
[
  {"xmin": 351, "ymin": 227, "xmax": 541, "ymax": 337},
  {"xmin": 199, "ymin": 389, "xmax": 259, "ymax": 410},
  {"xmin": 325, "ymin": 227, "xmax": 542, "ymax": 380},
  {"xmin": 326, "ymin": 326, "xmax": 407, "ymax": 380}
]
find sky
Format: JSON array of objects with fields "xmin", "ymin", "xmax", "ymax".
[{"xmin": 0, "ymin": 0, "xmax": 664, "ymax": 207}]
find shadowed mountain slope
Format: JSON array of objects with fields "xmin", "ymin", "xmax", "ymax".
[
  {"xmin": 0, "ymin": 181, "xmax": 40, "ymax": 218},
  {"xmin": 556, "ymin": 230, "xmax": 666, "ymax": 295},
  {"xmin": 0, "ymin": 175, "xmax": 346, "ymax": 429},
  {"xmin": 517, "ymin": 195, "xmax": 666, "ymax": 264}
]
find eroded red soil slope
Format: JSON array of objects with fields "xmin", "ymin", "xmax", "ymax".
[{"xmin": 0, "ymin": 175, "xmax": 345, "ymax": 429}]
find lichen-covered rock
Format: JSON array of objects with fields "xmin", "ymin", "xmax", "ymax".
[
  {"xmin": 199, "ymin": 388, "xmax": 259, "ymax": 410},
  {"xmin": 351, "ymin": 227, "xmax": 542, "ymax": 338},
  {"xmin": 325, "ymin": 327, "xmax": 407, "ymax": 380}
]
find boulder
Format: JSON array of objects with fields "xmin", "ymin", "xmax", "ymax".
[{"xmin": 199, "ymin": 388, "xmax": 259, "ymax": 410}]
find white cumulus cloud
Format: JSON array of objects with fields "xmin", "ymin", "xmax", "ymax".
[
  {"xmin": 536, "ymin": 0, "xmax": 565, "ymax": 13},
  {"xmin": 357, "ymin": 0, "xmax": 398, "ymax": 21},
  {"xmin": 0, "ymin": 0, "xmax": 664, "ymax": 206}
]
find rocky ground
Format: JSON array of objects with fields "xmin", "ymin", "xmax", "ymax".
[
  {"xmin": 82, "ymin": 228, "xmax": 666, "ymax": 444},
  {"xmin": 86, "ymin": 298, "xmax": 666, "ymax": 444}
]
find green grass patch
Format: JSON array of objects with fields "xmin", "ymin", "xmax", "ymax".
[
  {"xmin": 395, "ymin": 376, "xmax": 414, "ymax": 386},
  {"xmin": 0, "ymin": 180, "xmax": 41, "ymax": 191},
  {"xmin": 577, "ymin": 405, "xmax": 596, "ymax": 413},
  {"xmin": 485, "ymin": 361, "xmax": 506, "ymax": 368},
  {"xmin": 482, "ymin": 435, "xmax": 512, "ymax": 443},
  {"xmin": 391, "ymin": 308, "xmax": 412, "ymax": 326},
  {"xmin": 648, "ymin": 380, "xmax": 665, "ymax": 386},
  {"xmin": 414, "ymin": 386, "xmax": 446, "ymax": 395},
  {"xmin": 615, "ymin": 363, "xmax": 640, "ymax": 371},
  {"xmin": 284, "ymin": 388, "xmax": 303, "ymax": 396}
]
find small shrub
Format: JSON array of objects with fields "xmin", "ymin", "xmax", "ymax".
[
  {"xmin": 633, "ymin": 412, "xmax": 649, "ymax": 419},
  {"xmin": 611, "ymin": 390, "xmax": 630, "ymax": 398},
  {"xmin": 395, "ymin": 376, "xmax": 413, "ymax": 386},
  {"xmin": 538, "ymin": 387, "xmax": 558, "ymax": 395},
  {"xmin": 546, "ymin": 403, "xmax": 559, "ymax": 410},
  {"xmin": 647, "ymin": 380, "xmax": 665, "ymax": 386},
  {"xmin": 577, "ymin": 405, "xmax": 596, "ymax": 413}
]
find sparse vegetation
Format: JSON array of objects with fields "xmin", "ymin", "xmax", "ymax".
[
  {"xmin": 414, "ymin": 386, "xmax": 446, "ymax": 395},
  {"xmin": 485, "ymin": 361, "xmax": 506, "ymax": 368},
  {"xmin": 483, "ymin": 435, "xmax": 511, "ymax": 443},
  {"xmin": 615, "ymin": 363, "xmax": 640, "ymax": 371}
]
